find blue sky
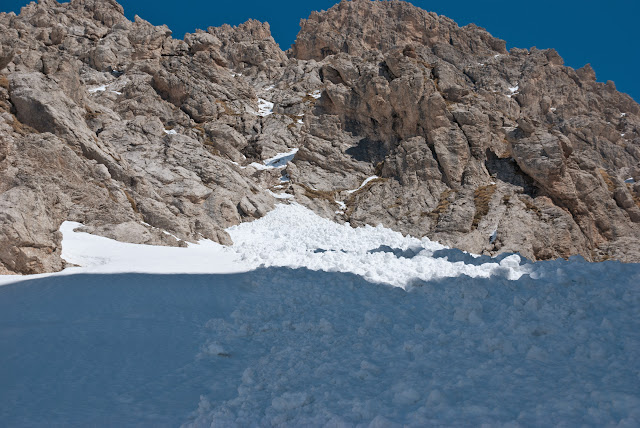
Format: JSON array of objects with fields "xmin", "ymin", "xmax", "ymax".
[{"xmin": 4, "ymin": 1, "xmax": 639, "ymax": 101}]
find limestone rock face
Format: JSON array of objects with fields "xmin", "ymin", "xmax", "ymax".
[
  {"xmin": 292, "ymin": 0, "xmax": 506, "ymax": 61},
  {"xmin": 0, "ymin": 0, "xmax": 639, "ymax": 274}
]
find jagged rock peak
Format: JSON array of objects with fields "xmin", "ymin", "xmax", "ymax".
[{"xmin": 291, "ymin": 0, "xmax": 507, "ymax": 60}]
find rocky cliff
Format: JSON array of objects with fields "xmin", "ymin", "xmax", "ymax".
[{"xmin": 1, "ymin": 0, "xmax": 639, "ymax": 274}]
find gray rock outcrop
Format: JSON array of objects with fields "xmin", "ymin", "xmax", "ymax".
[{"xmin": 1, "ymin": 0, "xmax": 639, "ymax": 274}]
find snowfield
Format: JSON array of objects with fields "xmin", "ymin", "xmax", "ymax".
[{"xmin": 1, "ymin": 203, "xmax": 639, "ymax": 426}]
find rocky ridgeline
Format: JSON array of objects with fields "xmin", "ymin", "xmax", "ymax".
[{"xmin": 0, "ymin": 0, "xmax": 639, "ymax": 274}]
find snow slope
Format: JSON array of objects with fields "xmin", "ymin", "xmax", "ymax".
[
  {"xmin": 0, "ymin": 203, "xmax": 639, "ymax": 426},
  {"xmin": 187, "ymin": 265, "xmax": 640, "ymax": 427},
  {"xmin": 1, "ymin": 265, "xmax": 639, "ymax": 426}
]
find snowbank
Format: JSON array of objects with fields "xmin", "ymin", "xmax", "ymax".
[{"xmin": 1, "ymin": 203, "xmax": 529, "ymax": 288}]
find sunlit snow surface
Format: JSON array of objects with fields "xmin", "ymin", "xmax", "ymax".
[
  {"xmin": 250, "ymin": 148, "xmax": 299, "ymax": 171},
  {"xmin": 345, "ymin": 175, "xmax": 380, "ymax": 195},
  {"xmin": 256, "ymin": 98, "xmax": 274, "ymax": 117},
  {"xmin": 1, "ymin": 204, "xmax": 640, "ymax": 426},
  {"xmin": 87, "ymin": 84, "xmax": 107, "ymax": 93},
  {"xmin": 227, "ymin": 204, "xmax": 527, "ymax": 285}
]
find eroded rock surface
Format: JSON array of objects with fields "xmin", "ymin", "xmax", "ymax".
[{"xmin": 1, "ymin": 0, "xmax": 639, "ymax": 274}]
